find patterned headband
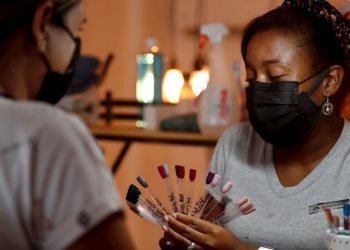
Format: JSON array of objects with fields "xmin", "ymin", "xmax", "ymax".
[{"xmin": 282, "ymin": 0, "xmax": 350, "ymax": 63}]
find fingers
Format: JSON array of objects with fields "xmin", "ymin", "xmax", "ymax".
[
  {"xmin": 166, "ymin": 214, "xmax": 206, "ymax": 242},
  {"xmin": 159, "ymin": 235, "xmax": 176, "ymax": 250},
  {"xmin": 165, "ymin": 213, "xmax": 219, "ymax": 246},
  {"xmin": 174, "ymin": 213, "xmax": 214, "ymax": 233},
  {"xmin": 163, "ymin": 221, "xmax": 194, "ymax": 249},
  {"xmin": 165, "ymin": 227, "xmax": 203, "ymax": 250}
]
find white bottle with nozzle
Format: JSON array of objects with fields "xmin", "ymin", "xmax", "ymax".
[{"xmin": 198, "ymin": 23, "xmax": 241, "ymax": 135}]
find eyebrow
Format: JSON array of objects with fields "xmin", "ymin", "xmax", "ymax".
[
  {"xmin": 261, "ymin": 59, "xmax": 289, "ymax": 66},
  {"xmin": 245, "ymin": 59, "xmax": 290, "ymax": 69}
]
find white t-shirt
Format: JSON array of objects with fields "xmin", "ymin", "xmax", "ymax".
[
  {"xmin": 0, "ymin": 97, "xmax": 123, "ymax": 250},
  {"xmin": 209, "ymin": 121, "xmax": 350, "ymax": 250}
]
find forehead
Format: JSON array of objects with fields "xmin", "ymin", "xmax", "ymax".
[{"xmin": 245, "ymin": 29, "xmax": 312, "ymax": 68}]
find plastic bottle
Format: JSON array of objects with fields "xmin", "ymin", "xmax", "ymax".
[
  {"xmin": 198, "ymin": 23, "xmax": 241, "ymax": 135},
  {"xmin": 136, "ymin": 37, "xmax": 164, "ymax": 104}
]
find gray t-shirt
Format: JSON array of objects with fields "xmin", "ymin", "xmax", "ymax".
[{"xmin": 209, "ymin": 121, "xmax": 350, "ymax": 250}]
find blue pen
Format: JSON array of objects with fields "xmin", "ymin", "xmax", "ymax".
[{"xmin": 343, "ymin": 203, "xmax": 350, "ymax": 230}]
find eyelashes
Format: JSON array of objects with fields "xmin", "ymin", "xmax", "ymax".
[{"xmin": 245, "ymin": 74, "xmax": 287, "ymax": 83}]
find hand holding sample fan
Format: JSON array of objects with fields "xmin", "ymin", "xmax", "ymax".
[{"xmin": 126, "ymin": 164, "xmax": 255, "ymax": 228}]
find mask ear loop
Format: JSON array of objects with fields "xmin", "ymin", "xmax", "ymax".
[
  {"xmin": 300, "ymin": 67, "xmax": 330, "ymax": 96},
  {"xmin": 59, "ymin": 23, "xmax": 81, "ymax": 71},
  {"xmin": 60, "ymin": 23, "xmax": 76, "ymax": 40},
  {"xmin": 38, "ymin": 22, "xmax": 80, "ymax": 73}
]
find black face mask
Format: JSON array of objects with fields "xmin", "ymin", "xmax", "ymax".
[
  {"xmin": 35, "ymin": 24, "xmax": 81, "ymax": 104},
  {"xmin": 246, "ymin": 67, "xmax": 329, "ymax": 148}
]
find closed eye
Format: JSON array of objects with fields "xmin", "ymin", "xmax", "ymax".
[{"xmin": 269, "ymin": 74, "xmax": 287, "ymax": 82}]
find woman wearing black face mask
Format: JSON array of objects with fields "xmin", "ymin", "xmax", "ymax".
[
  {"xmin": 0, "ymin": 1, "xmax": 135, "ymax": 249},
  {"xmin": 160, "ymin": 1, "xmax": 350, "ymax": 250}
]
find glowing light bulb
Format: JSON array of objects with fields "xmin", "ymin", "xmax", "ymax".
[
  {"xmin": 189, "ymin": 67, "xmax": 209, "ymax": 96},
  {"xmin": 162, "ymin": 69, "xmax": 185, "ymax": 104},
  {"xmin": 136, "ymin": 68, "xmax": 155, "ymax": 103},
  {"xmin": 151, "ymin": 46, "xmax": 159, "ymax": 53}
]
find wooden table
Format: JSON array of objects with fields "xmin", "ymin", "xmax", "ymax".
[{"xmin": 90, "ymin": 126, "xmax": 219, "ymax": 174}]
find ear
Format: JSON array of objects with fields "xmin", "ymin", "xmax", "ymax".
[
  {"xmin": 31, "ymin": 1, "xmax": 53, "ymax": 53},
  {"xmin": 323, "ymin": 65, "xmax": 344, "ymax": 97}
]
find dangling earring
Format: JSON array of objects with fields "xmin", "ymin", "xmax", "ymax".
[{"xmin": 322, "ymin": 96, "xmax": 334, "ymax": 116}]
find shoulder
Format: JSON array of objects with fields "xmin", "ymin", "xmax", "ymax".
[
  {"xmin": 341, "ymin": 119, "xmax": 350, "ymax": 140},
  {"xmin": 219, "ymin": 122, "xmax": 259, "ymax": 148},
  {"xmin": 221, "ymin": 122, "xmax": 253, "ymax": 139},
  {"xmin": 0, "ymin": 99, "xmax": 90, "ymax": 150},
  {"xmin": 213, "ymin": 122, "xmax": 266, "ymax": 163}
]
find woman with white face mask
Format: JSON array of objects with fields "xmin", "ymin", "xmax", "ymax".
[{"xmin": 0, "ymin": 1, "xmax": 135, "ymax": 249}]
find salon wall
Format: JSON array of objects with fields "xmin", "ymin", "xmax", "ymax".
[{"xmin": 80, "ymin": 0, "xmax": 347, "ymax": 249}]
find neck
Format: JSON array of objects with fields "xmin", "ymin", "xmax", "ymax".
[
  {"xmin": 0, "ymin": 61, "xmax": 28, "ymax": 100},
  {"xmin": 0, "ymin": 35, "xmax": 44, "ymax": 100},
  {"xmin": 274, "ymin": 114, "xmax": 344, "ymax": 165}
]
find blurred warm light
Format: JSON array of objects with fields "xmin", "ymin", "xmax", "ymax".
[
  {"xmin": 136, "ymin": 66, "xmax": 155, "ymax": 103},
  {"xmin": 189, "ymin": 67, "xmax": 209, "ymax": 96},
  {"xmin": 150, "ymin": 45, "xmax": 159, "ymax": 53},
  {"xmin": 162, "ymin": 69, "xmax": 185, "ymax": 103},
  {"xmin": 180, "ymin": 80, "xmax": 196, "ymax": 100}
]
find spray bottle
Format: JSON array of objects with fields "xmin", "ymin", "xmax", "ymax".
[{"xmin": 198, "ymin": 23, "xmax": 241, "ymax": 135}]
